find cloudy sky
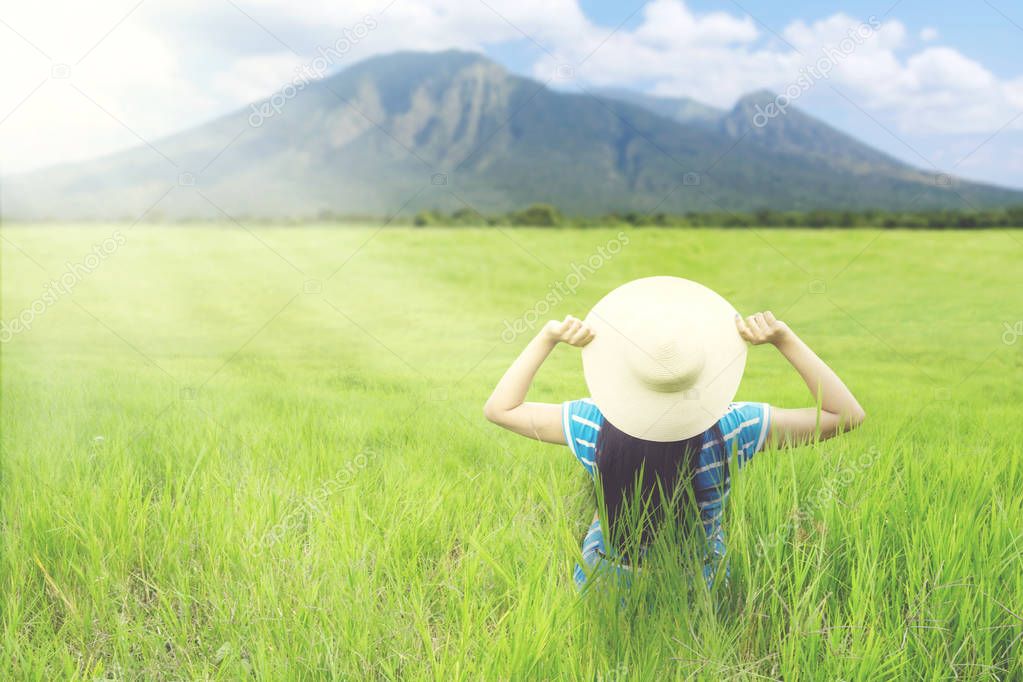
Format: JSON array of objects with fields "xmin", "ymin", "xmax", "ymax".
[{"xmin": 2, "ymin": 0, "xmax": 1022, "ymax": 187}]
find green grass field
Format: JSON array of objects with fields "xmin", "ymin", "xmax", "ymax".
[{"xmin": 2, "ymin": 225, "xmax": 1022, "ymax": 680}]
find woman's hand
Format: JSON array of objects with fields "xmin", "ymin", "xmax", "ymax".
[
  {"xmin": 735, "ymin": 311, "xmax": 791, "ymax": 346},
  {"xmin": 543, "ymin": 315, "xmax": 595, "ymax": 348}
]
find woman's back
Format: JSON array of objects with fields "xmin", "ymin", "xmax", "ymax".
[{"xmin": 564, "ymin": 399, "xmax": 771, "ymax": 583}]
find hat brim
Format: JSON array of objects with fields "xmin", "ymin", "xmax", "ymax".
[{"xmin": 581, "ymin": 276, "xmax": 747, "ymax": 442}]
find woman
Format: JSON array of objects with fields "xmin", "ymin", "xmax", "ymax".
[{"xmin": 484, "ymin": 277, "xmax": 865, "ymax": 590}]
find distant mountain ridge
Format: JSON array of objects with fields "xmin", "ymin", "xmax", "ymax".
[
  {"xmin": 4, "ymin": 49, "xmax": 1022, "ymax": 221},
  {"xmin": 591, "ymin": 88, "xmax": 724, "ymax": 128}
]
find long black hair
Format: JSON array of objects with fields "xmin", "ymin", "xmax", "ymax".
[{"xmin": 594, "ymin": 419, "xmax": 725, "ymax": 561}]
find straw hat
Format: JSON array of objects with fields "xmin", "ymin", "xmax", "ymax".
[{"xmin": 581, "ymin": 276, "xmax": 746, "ymax": 442}]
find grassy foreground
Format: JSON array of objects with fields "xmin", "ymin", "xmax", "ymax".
[{"xmin": 2, "ymin": 224, "xmax": 1021, "ymax": 680}]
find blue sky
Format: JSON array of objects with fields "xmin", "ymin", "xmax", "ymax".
[
  {"xmin": 588, "ymin": 0, "xmax": 1021, "ymax": 78},
  {"xmin": 2, "ymin": 0, "xmax": 1022, "ymax": 189},
  {"xmin": 484, "ymin": 0, "xmax": 1023, "ymax": 83}
]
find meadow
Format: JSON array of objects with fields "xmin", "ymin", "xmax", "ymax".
[{"xmin": 2, "ymin": 224, "xmax": 1021, "ymax": 680}]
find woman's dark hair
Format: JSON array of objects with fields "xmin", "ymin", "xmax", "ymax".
[{"xmin": 594, "ymin": 419, "xmax": 725, "ymax": 561}]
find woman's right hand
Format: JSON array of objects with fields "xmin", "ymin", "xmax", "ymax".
[
  {"xmin": 543, "ymin": 315, "xmax": 595, "ymax": 347},
  {"xmin": 735, "ymin": 311, "xmax": 791, "ymax": 346}
]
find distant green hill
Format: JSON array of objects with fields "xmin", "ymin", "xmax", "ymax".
[{"xmin": 5, "ymin": 50, "xmax": 1022, "ymax": 221}]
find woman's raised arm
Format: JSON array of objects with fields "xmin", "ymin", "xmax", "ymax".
[
  {"xmin": 484, "ymin": 316, "xmax": 594, "ymax": 443},
  {"xmin": 736, "ymin": 311, "xmax": 866, "ymax": 447}
]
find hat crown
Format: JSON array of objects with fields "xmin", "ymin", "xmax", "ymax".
[
  {"xmin": 581, "ymin": 276, "xmax": 747, "ymax": 442},
  {"xmin": 626, "ymin": 331, "xmax": 706, "ymax": 394}
]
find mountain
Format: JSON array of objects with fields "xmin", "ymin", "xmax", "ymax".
[
  {"xmin": 687, "ymin": 89, "xmax": 929, "ymax": 180},
  {"xmin": 601, "ymin": 86, "xmax": 979, "ymax": 184},
  {"xmin": 4, "ymin": 50, "xmax": 1022, "ymax": 221}
]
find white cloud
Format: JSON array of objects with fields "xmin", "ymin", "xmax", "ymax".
[
  {"xmin": 905, "ymin": 47, "xmax": 996, "ymax": 90},
  {"xmin": 0, "ymin": 2, "xmax": 221, "ymax": 175},
  {"xmin": 0, "ymin": 0, "xmax": 1021, "ymax": 178},
  {"xmin": 549, "ymin": 5, "xmax": 1022, "ymax": 139},
  {"xmin": 532, "ymin": 0, "xmax": 796, "ymax": 105},
  {"xmin": 211, "ymin": 53, "xmax": 309, "ymax": 105},
  {"xmin": 634, "ymin": 0, "xmax": 757, "ymax": 46}
]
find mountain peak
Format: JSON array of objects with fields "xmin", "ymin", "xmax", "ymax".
[{"xmin": 313, "ymin": 47, "xmax": 511, "ymax": 119}]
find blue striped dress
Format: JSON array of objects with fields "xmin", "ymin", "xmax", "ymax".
[{"xmin": 562, "ymin": 399, "xmax": 771, "ymax": 590}]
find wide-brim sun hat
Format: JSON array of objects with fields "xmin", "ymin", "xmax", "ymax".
[{"xmin": 581, "ymin": 276, "xmax": 747, "ymax": 442}]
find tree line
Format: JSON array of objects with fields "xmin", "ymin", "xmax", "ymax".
[{"xmin": 410, "ymin": 204, "xmax": 1023, "ymax": 228}]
